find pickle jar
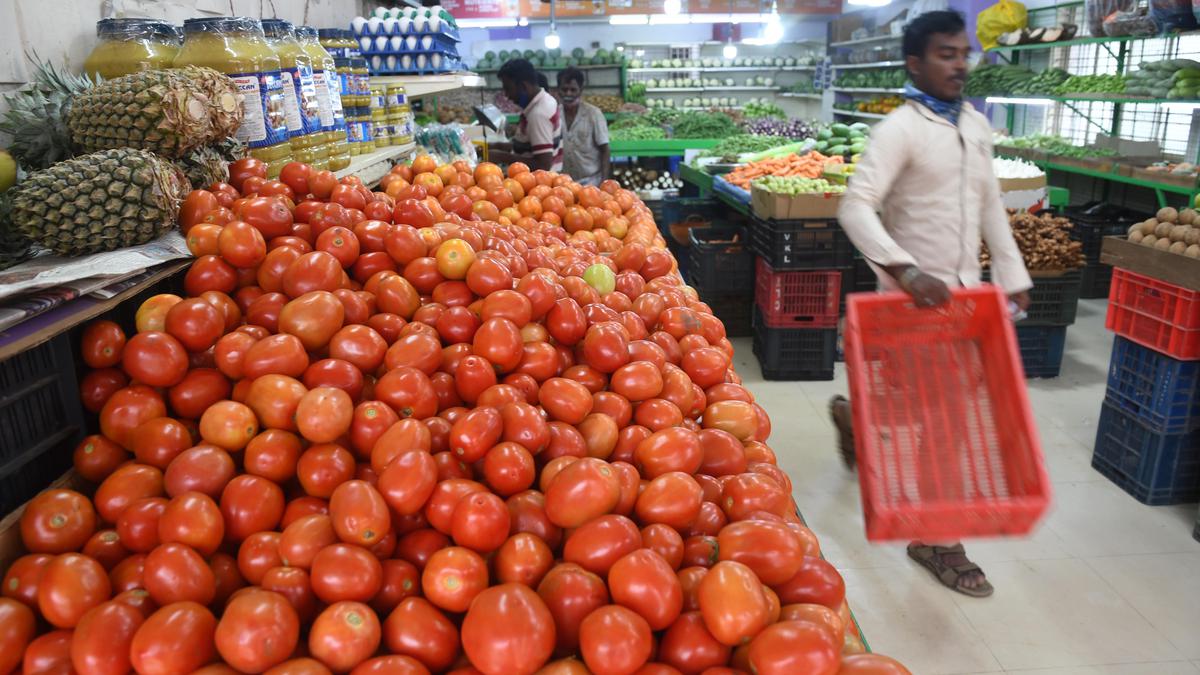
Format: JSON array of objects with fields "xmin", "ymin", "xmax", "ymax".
[
  {"xmin": 84, "ymin": 18, "xmax": 180, "ymax": 80},
  {"xmin": 371, "ymin": 107, "xmax": 388, "ymax": 148},
  {"xmin": 296, "ymin": 26, "xmax": 343, "ymax": 166},
  {"xmin": 262, "ymin": 19, "xmax": 324, "ymax": 165},
  {"xmin": 174, "ymin": 17, "xmax": 291, "ymax": 174}
]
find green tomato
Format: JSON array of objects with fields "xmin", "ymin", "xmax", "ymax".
[{"xmin": 583, "ymin": 264, "xmax": 616, "ymax": 295}]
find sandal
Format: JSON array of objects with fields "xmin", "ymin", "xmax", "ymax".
[
  {"xmin": 829, "ymin": 395, "xmax": 856, "ymax": 471},
  {"xmin": 907, "ymin": 543, "xmax": 994, "ymax": 598}
]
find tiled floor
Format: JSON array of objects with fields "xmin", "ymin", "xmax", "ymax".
[{"xmin": 737, "ymin": 299, "xmax": 1200, "ymax": 675}]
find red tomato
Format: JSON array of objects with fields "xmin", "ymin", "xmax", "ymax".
[
  {"xmin": 20, "ymin": 489, "xmax": 96, "ymax": 554},
  {"xmin": 330, "ymin": 480, "xmax": 391, "ymax": 547},
  {"xmin": 746, "ymin": 620, "xmax": 839, "ymax": 675},
  {"xmin": 0, "ymin": 598, "xmax": 36, "ymax": 674},
  {"xmin": 421, "ymin": 546, "xmax": 487, "ymax": 613},
  {"xmin": 143, "ymin": 542, "xmax": 215, "ymax": 606},
  {"xmin": 129, "ymin": 601, "xmax": 218, "ymax": 675},
  {"xmin": 383, "ymin": 597, "xmax": 460, "ymax": 672},
  {"xmin": 716, "ymin": 521, "xmax": 804, "ymax": 586},
  {"xmin": 215, "ymin": 589, "xmax": 300, "ymax": 673},
  {"xmin": 658, "ymin": 611, "xmax": 730, "ymax": 673},
  {"xmin": 579, "ymin": 605, "xmax": 652, "ymax": 675},
  {"xmin": 773, "ymin": 556, "xmax": 846, "ymax": 609},
  {"xmin": 38, "ymin": 552, "xmax": 111, "ymax": 628},
  {"xmin": 562, "ymin": 514, "xmax": 641, "ymax": 577},
  {"xmin": 461, "ymin": 583, "xmax": 555, "ymax": 675},
  {"xmin": 309, "ymin": 601, "xmax": 381, "ymax": 673},
  {"xmin": 544, "ymin": 457, "xmax": 621, "ymax": 529},
  {"xmin": 607, "ymin": 549, "xmax": 683, "ymax": 631},
  {"xmin": 311, "ymin": 543, "xmax": 383, "ymax": 604},
  {"xmin": 696, "ymin": 560, "xmax": 769, "ymax": 646}
]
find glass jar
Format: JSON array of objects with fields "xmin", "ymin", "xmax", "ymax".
[
  {"xmin": 393, "ymin": 103, "xmax": 414, "ymax": 145},
  {"xmin": 84, "ymin": 18, "xmax": 180, "ymax": 80},
  {"xmin": 370, "ymin": 85, "xmax": 386, "ymax": 111},
  {"xmin": 174, "ymin": 17, "xmax": 291, "ymax": 169},
  {"xmin": 385, "ymin": 84, "xmax": 407, "ymax": 110},
  {"xmin": 262, "ymin": 19, "xmax": 324, "ymax": 158},
  {"xmin": 297, "ymin": 26, "xmax": 345, "ymax": 150},
  {"xmin": 352, "ymin": 59, "xmax": 370, "ymax": 104}
]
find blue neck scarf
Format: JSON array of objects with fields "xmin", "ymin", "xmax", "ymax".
[{"xmin": 904, "ymin": 82, "xmax": 962, "ymax": 126}]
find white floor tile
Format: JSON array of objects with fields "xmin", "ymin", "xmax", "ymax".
[
  {"xmin": 1087, "ymin": 553, "xmax": 1200, "ymax": 660},
  {"xmin": 1003, "ymin": 663, "xmax": 1200, "ymax": 674},
  {"xmin": 951, "ymin": 558, "xmax": 1184, "ymax": 670},
  {"xmin": 1042, "ymin": 481, "xmax": 1199, "ymax": 558},
  {"xmin": 840, "ymin": 565, "xmax": 1004, "ymax": 675}
]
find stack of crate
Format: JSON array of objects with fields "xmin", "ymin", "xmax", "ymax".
[
  {"xmin": 1093, "ymin": 268, "xmax": 1200, "ymax": 506},
  {"xmin": 688, "ymin": 226, "xmax": 754, "ymax": 337},
  {"xmin": 748, "ymin": 216, "xmax": 854, "ymax": 380},
  {"xmin": 991, "ymin": 270, "xmax": 1083, "ymax": 378},
  {"xmin": 1064, "ymin": 203, "xmax": 1148, "ymax": 299}
]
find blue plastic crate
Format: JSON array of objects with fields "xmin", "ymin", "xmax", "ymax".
[
  {"xmin": 1016, "ymin": 325, "xmax": 1067, "ymax": 378},
  {"xmin": 1092, "ymin": 399, "xmax": 1200, "ymax": 505},
  {"xmin": 363, "ymin": 34, "xmax": 460, "ymax": 56},
  {"xmin": 1106, "ymin": 336, "xmax": 1200, "ymax": 434}
]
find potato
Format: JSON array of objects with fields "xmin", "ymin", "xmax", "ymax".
[
  {"xmin": 1170, "ymin": 241, "xmax": 1188, "ymax": 254},
  {"xmin": 1156, "ymin": 237, "xmax": 1173, "ymax": 250},
  {"xmin": 1171, "ymin": 225, "xmax": 1191, "ymax": 242},
  {"xmin": 1155, "ymin": 221, "xmax": 1174, "ymax": 238},
  {"xmin": 1187, "ymin": 244, "xmax": 1200, "ymax": 258},
  {"xmin": 1143, "ymin": 234, "xmax": 1158, "ymax": 246},
  {"xmin": 1180, "ymin": 208, "xmax": 1197, "ymax": 225},
  {"xmin": 1187, "ymin": 228, "xmax": 1200, "ymax": 246},
  {"xmin": 1157, "ymin": 207, "xmax": 1179, "ymax": 223},
  {"xmin": 1128, "ymin": 223, "xmax": 1143, "ymax": 236},
  {"xmin": 1140, "ymin": 218, "xmax": 1160, "ymax": 236},
  {"xmin": 1129, "ymin": 230, "xmax": 1145, "ymax": 243}
]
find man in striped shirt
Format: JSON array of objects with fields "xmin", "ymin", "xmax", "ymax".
[{"xmin": 491, "ymin": 59, "xmax": 563, "ymax": 172}]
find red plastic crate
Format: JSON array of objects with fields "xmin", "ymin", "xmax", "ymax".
[
  {"xmin": 754, "ymin": 257, "xmax": 842, "ymax": 328},
  {"xmin": 1106, "ymin": 268, "xmax": 1200, "ymax": 360},
  {"xmin": 844, "ymin": 287, "xmax": 1052, "ymax": 541}
]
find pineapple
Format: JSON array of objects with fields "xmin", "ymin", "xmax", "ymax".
[
  {"xmin": 8, "ymin": 148, "xmax": 188, "ymax": 256},
  {"xmin": 66, "ymin": 66, "xmax": 243, "ymax": 158},
  {"xmin": 0, "ymin": 192, "xmax": 33, "ymax": 270},
  {"xmin": 0, "ymin": 62, "xmax": 93, "ymax": 171},
  {"xmin": 175, "ymin": 136, "xmax": 246, "ymax": 189}
]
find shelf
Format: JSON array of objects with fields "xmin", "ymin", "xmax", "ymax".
[
  {"xmin": 779, "ymin": 92, "xmax": 822, "ymax": 99},
  {"xmin": 721, "ymin": 86, "xmax": 781, "ymax": 91},
  {"xmin": 627, "ymin": 66, "xmax": 815, "ymax": 72},
  {"xmin": 994, "ymin": 149, "xmax": 1198, "ymax": 206},
  {"xmin": 833, "ymin": 87, "xmax": 905, "ymax": 94},
  {"xmin": 474, "ymin": 63, "xmax": 622, "ymax": 73},
  {"xmin": 986, "ymin": 94, "xmax": 1200, "ymax": 105},
  {"xmin": 832, "ymin": 61, "xmax": 905, "ymax": 69},
  {"xmin": 646, "ymin": 87, "xmax": 781, "ymax": 93},
  {"xmin": 679, "ymin": 162, "xmax": 714, "ymax": 194},
  {"xmin": 370, "ymin": 72, "xmax": 485, "ymax": 97},
  {"xmin": 833, "ymin": 109, "xmax": 890, "ymax": 119},
  {"xmin": 335, "ymin": 143, "xmax": 417, "ymax": 185},
  {"xmin": 609, "ymin": 138, "xmax": 721, "ymax": 157},
  {"xmin": 646, "ymin": 87, "xmax": 704, "ymax": 92},
  {"xmin": 984, "ymin": 32, "xmax": 1196, "ymax": 53},
  {"xmin": 830, "ymin": 34, "xmax": 903, "ymax": 47}
]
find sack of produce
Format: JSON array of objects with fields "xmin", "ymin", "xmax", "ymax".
[
  {"xmin": 977, "ymin": 0, "xmax": 1029, "ymax": 50},
  {"xmin": 1151, "ymin": 0, "xmax": 1199, "ymax": 30},
  {"xmin": 1085, "ymin": 0, "xmax": 1136, "ymax": 34}
]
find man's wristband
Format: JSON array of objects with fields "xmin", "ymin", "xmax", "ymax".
[{"xmin": 898, "ymin": 266, "xmax": 922, "ymax": 287}]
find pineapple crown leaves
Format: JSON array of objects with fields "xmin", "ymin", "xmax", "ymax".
[{"xmin": 0, "ymin": 56, "xmax": 98, "ymax": 171}]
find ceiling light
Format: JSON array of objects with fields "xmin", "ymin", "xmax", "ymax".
[
  {"xmin": 723, "ymin": 42, "xmax": 738, "ymax": 59},
  {"xmin": 663, "ymin": 0, "xmax": 682, "ymax": 14},
  {"xmin": 610, "ymin": 14, "xmax": 649, "ymax": 24},
  {"xmin": 544, "ymin": 30, "xmax": 560, "ymax": 49},
  {"xmin": 518, "ymin": 17, "xmax": 529, "ymax": 26},
  {"xmin": 763, "ymin": 8, "xmax": 783, "ymax": 43}
]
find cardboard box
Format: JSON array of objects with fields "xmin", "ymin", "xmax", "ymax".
[
  {"xmin": 751, "ymin": 185, "xmax": 842, "ymax": 220},
  {"xmin": 998, "ymin": 175, "xmax": 1047, "ymax": 193},
  {"xmin": 998, "ymin": 175, "xmax": 1047, "ymax": 212}
]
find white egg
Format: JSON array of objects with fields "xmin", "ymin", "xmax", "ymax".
[
  {"xmin": 387, "ymin": 6, "xmax": 401, "ymax": 19},
  {"xmin": 389, "ymin": 36, "xmax": 403, "ymax": 51},
  {"xmin": 371, "ymin": 55, "xmax": 383, "ymax": 70},
  {"xmin": 431, "ymin": 53, "xmax": 443, "ymax": 69},
  {"xmin": 359, "ymin": 36, "xmax": 372, "ymax": 52},
  {"xmin": 372, "ymin": 6, "xmax": 388, "ymax": 18},
  {"xmin": 413, "ymin": 15, "xmax": 428, "ymax": 32},
  {"xmin": 406, "ymin": 36, "xmax": 418, "ymax": 50},
  {"xmin": 428, "ymin": 15, "xmax": 442, "ymax": 31},
  {"xmin": 401, "ymin": 54, "xmax": 413, "ymax": 69},
  {"xmin": 374, "ymin": 36, "xmax": 388, "ymax": 52},
  {"xmin": 421, "ymin": 35, "xmax": 432, "ymax": 49},
  {"xmin": 403, "ymin": 7, "xmax": 417, "ymax": 18},
  {"xmin": 367, "ymin": 17, "xmax": 383, "ymax": 35},
  {"xmin": 387, "ymin": 55, "xmax": 397, "ymax": 71},
  {"xmin": 417, "ymin": 54, "xmax": 427, "ymax": 69},
  {"xmin": 398, "ymin": 17, "xmax": 412, "ymax": 34},
  {"xmin": 351, "ymin": 16, "xmax": 368, "ymax": 35}
]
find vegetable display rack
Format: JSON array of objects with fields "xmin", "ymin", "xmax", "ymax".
[
  {"xmin": 750, "ymin": 307, "xmax": 837, "ymax": 381},
  {"xmin": 748, "ymin": 216, "xmax": 855, "ymax": 271},
  {"xmin": 845, "ymin": 286, "xmax": 1051, "ymax": 541},
  {"xmin": 1106, "ymin": 268, "xmax": 1200, "ymax": 360},
  {"xmin": 753, "ymin": 258, "xmax": 843, "ymax": 328},
  {"xmin": 1016, "ymin": 325, "xmax": 1067, "ymax": 378},
  {"xmin": 1092, "ymin": 399, "xmax": 1200, "ymax": 505},
  {"xmin": 1105, "ymin": 336, "xmax": 1200, "ymax": 434}
]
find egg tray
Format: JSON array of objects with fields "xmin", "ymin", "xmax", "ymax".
[
  {"xmin": 353, "ymin": 23, "xmax": 461, "ymax": 42},
  {"xmin": 361, "ymin": 37, "xmax": 461, "ymax": 57},
  {"xmin": 369, "ymin": 56, "xmax": 468, "ymax": 76}
]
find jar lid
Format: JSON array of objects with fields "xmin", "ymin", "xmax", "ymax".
[
  {"xmin": 261, "ymin": 19, "xmax": 296, "ymax": 39},
  {"xmin": 318, "ymin": 28, "xmax": 340, "ymax": 39},
  {"xmin": 335, "ymin": 57, "xmax": 353, "ymax": 67},
  {"xmin": 183, "ymin": 17, "xmax": 263, "ymax": 36},
  {"xmin": 296, "ymin": 26, "xmax": 318, "ymax": 39},
  {"xmin": 96, "ymin": 18, "xmax": 180, "ymax": 42},
  {"xmin": 351, "ymin": 57, "xmax": 369, "ymax": 68}
]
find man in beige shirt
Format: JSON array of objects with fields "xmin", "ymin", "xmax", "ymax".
[{"xmin": 832, "ymin": 10, "xmax": 1032, "ymax": 598}]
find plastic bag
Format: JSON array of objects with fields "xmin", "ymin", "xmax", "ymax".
[
  {"xmin": 977, "ymin": 0, "xmax": 1029, "ymax": 50},
  {"xmin": 1152, "ymin": 0, "xmax": 1198, "ymax": 30},
  {"xmin": 1086, "ymin": 0, "xmax": 1135, "ymax": 35}
]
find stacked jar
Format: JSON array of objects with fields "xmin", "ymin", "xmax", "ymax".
[
  {"xmin": 174, "ymin": 17, "xmax": 291, "ymax": 175},
  {"xmin": 319, "ymin": 28, "xmax": 359, "ymax": 59},
  {"xmin": 385, "ymin": 84, "xmax": 414, "ymax": 147},
  {"xmin": 369, "ymin": 84, "xmax": 389, "ymax": 149},
  {"xmin": 262, "ymin": 19, "xmax": 326, "ymax": 170},
  {"xmin": 83, "ymin": 18, "xmax": 180, "ymax": 80},
  {"xmin": 298, "ymin": 26, "xmax": 350, "ymax": 171}
]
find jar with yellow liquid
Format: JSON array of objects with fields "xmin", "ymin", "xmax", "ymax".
[
  {"xmin": 262, "ymin": 19, "xmax": 325, "ymax": 168},
  {"xmin": 174, "ymin": 17, "xmax": 291, "ymax": 175},
  {"xmin": 83, "ymin": 18, "xmax": 180, "ymax": 80},
  {"xmin": 297, "ymin": 25, "xmax": 345, "ymax": 171}
]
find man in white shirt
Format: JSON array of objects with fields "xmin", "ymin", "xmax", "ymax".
[
  {"xmin": 832, "ymin": 10, "xmax": 1032, "ymax": 598},
  {"xmin": 489, "ymin": 59, "xmax": 564, "ymax": 172}
]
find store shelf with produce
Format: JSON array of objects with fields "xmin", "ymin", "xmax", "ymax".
[
  {"xmin": 834, "ymin": 109, "xmax": 890, "ymax": 119},
  {"xmin": 830, "ymin": 34, "xmax": 902, "ymax": 48},
  {"xmin": 646, "ymin": 87, "xmax": 704, "ymax": 92},
  {"xmin": 474, "ymin": 63, "xmax": 622, "ymax": 73},
  {"xmin": 987, "ymin": 94, "xmax": 1200, "ymax": 105},
  {"xmin": 779, "ymin": 92, "xmax": 822, "ymax": 99},
  {"xmin": 334, "ymin": 143, "xmax": 417, "ymax": 185},
  {"xmin": 984, "ymin": 32, "xmax": 1180, "ymax": 53},
  {"xmin": 609, "ymin": 138, "xmax": 722, "ymax": 157},
  {"xmin": 627, "ymin": 66, "xmax": 817, "ymax": 73},
  {"xmin": 833, "ymin": 87, "xmax": 905, "ymax": 94},
  {"xmin": 371, "ymin": 72, "xmax": 485, "ymax": 97},
  {"xmin": 832, "ymin": 60, "xmax": 905, "ymax": 69},
  {"xmin": 995, "ymin": 150, "xmax": 1198, "ymax": 207}
]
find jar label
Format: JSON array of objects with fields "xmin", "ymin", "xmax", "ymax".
[
  {"xmin": 293, "ymin": 64, "xmax": 323, "ymax": 135},
  {"xmin": 339, "ymin": 70, "xmax": 353, "ymax": 98},
  {"xmin": 279, "ymin": 70, "xmax": 304, "ymax": 135},
  {"xmin": 313, "ymin": 69, "xmax": 336, "ymax": 131},
  {"xmin": 347, "ymin": 120, "xmax": 362, "ymax": 143},
  {"xmin": 230, "ymin": 72, "xmax": 290, "ymax": 149}
]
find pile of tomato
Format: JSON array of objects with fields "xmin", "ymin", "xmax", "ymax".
[{"xmin": 0, "ymin": 155, "xmax": 912, "ymax": 675}]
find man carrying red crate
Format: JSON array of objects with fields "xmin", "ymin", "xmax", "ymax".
[{"xmin": 832, "ymin": 10, "xmax": 1033, "ymax": 598}]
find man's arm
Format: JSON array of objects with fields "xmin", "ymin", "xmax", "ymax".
[
  {"xmin": 528, "ymin": 153, "xmax": 555, "ymax": 171},
  {"xmin": 979, "ymin": 138, "xmax": 1034, "ymax": 307},
  {"xmin": 594, "ymin": 108, "xmax": 611, "ymax": 180},
  {"xmin": 598, "ymin": 144, "xmax": 610, "ymax": 181}
]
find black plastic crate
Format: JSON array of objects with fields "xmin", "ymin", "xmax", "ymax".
[
  {"xmin": 1065, "ymin": 202, "xmax": 1147, "ymax": 300},
  {"xmin": 689, "ymin": 226, "xmax": 753, "ymax": 294},
  {"xmin": 986, "ymin": 270, "xmax": 1082, "ymax": 326},
  {"xmin": 662, "ymin": 196, "xmax": 717, "ymax": 228},
  {"xmin": 700, "ymin": 292, "xmax": 753, "ymax": 338},
  {"xmin": 1105, "ymin": 336, "xmax": 1200, "ymax": 435},
  {"xmin": 1080, "ymin": 264, "xmax": 1115, "ymax": 300},
  {"xmin": 1016, "ymin": 325, "xmax": 1067, "ymax": 378},
  {"xmin": 851, "ymin": 255, "xmax": 878, "ymax": 294},
  {"xmin": 748, "ymin": 217, "xmax": 854, "ymax": 271},
  {"xmin": 1091, "ymin": 398, "xmax": 1200, "ymax": 505},
  {"xmin": 0, "ymin": 333, "xmax": 87, "ymax": 515},
  {"xmin": 751, "ymin": 307, "xmax": 836, "ymax": 380}
]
